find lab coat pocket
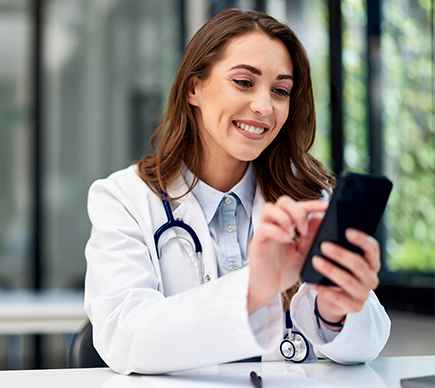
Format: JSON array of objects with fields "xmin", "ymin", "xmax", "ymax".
[{"xmin": 158, "ymin": 229, "xmax": 201, "ymax": 296}]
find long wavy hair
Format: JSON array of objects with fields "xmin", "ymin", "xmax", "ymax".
[
  {"xmin": 137, "ymin": 9, "xmax": 334, "ymax": 203},
  {"xmin": 137, "ymin": 9, "xmax": 335, "ymax": 308}
]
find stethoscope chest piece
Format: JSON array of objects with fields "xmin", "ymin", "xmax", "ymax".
[{"xmin": 280, "ymin": 310, "xmax": 310, "ymax": 363}]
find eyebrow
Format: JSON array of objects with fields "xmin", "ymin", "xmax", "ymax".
[{"xmin": 229, "ymin": 64, "xmax": 293, "ymax": 81}]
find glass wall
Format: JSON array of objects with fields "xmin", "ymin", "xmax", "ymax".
[
  {"xmin": 340, "ymin": 0, "xmax": 434, "ymax": 283},
  {"xmin": 0, "ymin": 0, "xmax": 32, "ymax": 290},
  {"xmin": 381, "ymin": 0, "xmax": 434, "ymax": 277},
  {"xmin": 43, "ymin": 0, "xmax": 182, "ymax": 289},
  {"xmin": 266, "ymin": 0, "xmax": 331, "ymax": 167},
  {"xmin": 342, "ymin": 0, "xmax": 368, "ymax": 171}
]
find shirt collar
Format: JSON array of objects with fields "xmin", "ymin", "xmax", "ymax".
[
  {"xmin": 231, "ymin": 163, "xmax": 256, "ymax": 218},
  {"xmin": 184, "ymin": 163, "xmax": 256, "ymax": 224}
]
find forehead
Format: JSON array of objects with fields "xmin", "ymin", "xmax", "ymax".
[{"xmin": 216, "ymin": 32, "xmax": 293, "ymax": 73}]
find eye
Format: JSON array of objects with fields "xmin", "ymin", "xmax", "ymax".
[
  {"xmin": 233, "ymin": 79, "xmax": 253, "ymax": 88},
  {"xmin": 272, "ymin": 88, "xmax": 290, "ymax": 98}
]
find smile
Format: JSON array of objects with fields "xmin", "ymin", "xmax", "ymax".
[{"xmin": 234, "ymin": 121, "xmax": 266, "ymax": 135}]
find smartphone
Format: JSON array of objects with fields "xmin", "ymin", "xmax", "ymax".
[{"xmin": 301, "ymin": 172, "xmax": 393, "ymax": 285}]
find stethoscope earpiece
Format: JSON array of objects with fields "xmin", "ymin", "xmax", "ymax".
[{"xmin": 280, "ymin": 310, "xmax": 310, "ymax": 363}]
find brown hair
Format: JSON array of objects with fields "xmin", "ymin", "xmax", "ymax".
[{"xmin": 137, "ymin": 8, "xmax": 334, "ymax": 202}]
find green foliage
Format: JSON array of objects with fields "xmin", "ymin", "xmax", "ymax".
[
  {"xmin": 382, "ymin": 0, "xmax": 435, "ymax": 273},
  {"xmin": 342, "ymin": 0, "xmax": 435, "ymax": 273},
  {"xmin": 342, "ymin": 0, "xmax": 369, "ymax": 171},
  {"xmin": 307, "ymin": 0, "xmax": 332, "ymax": 168}
]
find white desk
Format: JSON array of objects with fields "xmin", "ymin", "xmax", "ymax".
[
  {"xmin": 0, "ymin": 289, "xmax": 86, "ymax": 334},
  {"xmin": 0, "ymin": 289, "xmax": 87, "ymax": 370},
  {"xmin": 0, "ymin": 356, "xmax": 433, "ymax": 388}
]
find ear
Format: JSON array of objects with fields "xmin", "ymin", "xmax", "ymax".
[{"xmin": 187, "ymin": 77, "xmax": 200, "ymax": 107}]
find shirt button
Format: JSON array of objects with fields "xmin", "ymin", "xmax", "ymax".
[
  {"xmin": 225, "ymin": 197, "xmax": 231, "ymax": 204},
  {"xmin": 227, "ymin": 225, "xmax": 233, "ymax": 232},
  {"xmin": 205, "ymin": 275, "xmax": 211, "ymax": 282},
  {"xmin": 231, "ymin": 263, "xmax": 239, "ymax": 270}
]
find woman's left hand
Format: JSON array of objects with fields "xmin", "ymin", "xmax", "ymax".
[{"xmin": 312, "ymin": 228, "xmax": 381, "ymax": 330}]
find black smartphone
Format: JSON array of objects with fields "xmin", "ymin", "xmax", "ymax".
[{"xmin": 301, "ymin": 172, "xmax": 393, "ymax": 285}]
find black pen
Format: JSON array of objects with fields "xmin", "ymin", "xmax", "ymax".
[{"xmin": 250, "ymin": 371, "xmax": 263, "ymax": 388}]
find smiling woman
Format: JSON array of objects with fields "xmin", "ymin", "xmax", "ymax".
[
  {"xmin": 138, "ymin": 8, "xmax": 331, "ymax": 203},
  {"xmin": 186, "ymin": 32, "xmax": 293, "ymax": 191},
  {"xmin": 84, "ymin": 9, "xmax": 391, "ymax": 375}
]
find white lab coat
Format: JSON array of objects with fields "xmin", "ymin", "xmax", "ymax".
[{"xmin": 84, "ymin": 165, "xmax": 391, "ymax": 375}]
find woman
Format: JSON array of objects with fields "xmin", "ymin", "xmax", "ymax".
[{"xmin": 84, "ymin": 9, "xmax": 390, "ymax": 374}]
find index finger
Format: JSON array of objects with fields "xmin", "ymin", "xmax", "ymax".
[{"xmin": 276, "ymin": 196, "xmax": 328, "ymax": 236}]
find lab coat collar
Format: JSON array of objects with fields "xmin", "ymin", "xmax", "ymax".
[
  {"xmin": 184, "ymin": 163, "xmax": 256, "ymax": 225},
  {"xmin": 163, "ymin": 171, "xmax": 265, "ymax": 284}
]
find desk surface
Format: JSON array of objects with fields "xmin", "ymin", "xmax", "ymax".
[{"xmin": 0, "ymin": 356, "xmax": 433, "ymax": 388}]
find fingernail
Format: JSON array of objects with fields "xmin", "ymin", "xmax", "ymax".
[
  {"xmin": 346, "ymin": 228, "xmax": 358, "ymax": 239},
  {"xmin": 320, "ymin": 242, "xmax": 333, "ymax": 254},
  {"xmin": 313, "ymin": 255, "xmax": 324, "ymax": 268}
]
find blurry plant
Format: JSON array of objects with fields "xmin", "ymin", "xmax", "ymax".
[
  {"xmin": 382, "ymin": 0, "xmax": 434, "ymax": 272},
  {"xmin": 341, "ymin": 0, "xmax": 434, "ymax": 273},
  {"xmin": 342, "ymin": 0, "xmax": 369, "ymax": 172}
]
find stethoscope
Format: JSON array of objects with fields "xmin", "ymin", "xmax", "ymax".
[
  {"xmin": 153, "ymin": 193, "xmax": 205, "ymax": 285},
  {"xmin": 154, "ymin": 192, "xmax": 309, "ymax": 362},
  {"xmin": 280, "ymin": 309, "xmax": 310, "ymax": 363}
]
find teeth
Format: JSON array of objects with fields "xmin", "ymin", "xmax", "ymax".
[{"xmin": 235, "ymin": 121, "xmax": 265, "ymax": 135}]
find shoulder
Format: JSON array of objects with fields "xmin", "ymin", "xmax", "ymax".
[
  {"xmin": 90, "ymin": 165, "xmax": 149, "ymax": 193},
  {"xmin": 88, "ymin": 165, "xmax": 159, "ymax": 208}
]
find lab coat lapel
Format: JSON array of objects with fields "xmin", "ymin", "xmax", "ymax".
[
  {"xmin": 167, "ymin": 176, "xmax": 218, "ymax": 283},
  {"xmin": 252, "ymin": 185, "xmax": 266, "ymax": 232}
]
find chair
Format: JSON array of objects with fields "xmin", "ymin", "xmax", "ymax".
[{"xmin": 68, "ymin": 321, "xmax": 108, "ymax": 368}]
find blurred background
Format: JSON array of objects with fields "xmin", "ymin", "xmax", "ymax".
[{"xmin": 0, "ymin": 0, "xmax": 433, "ymax": 369}]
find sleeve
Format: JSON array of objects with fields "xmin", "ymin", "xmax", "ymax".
[
  {"xmin": 84, "ymin": 179, "xmax": 282, "ymax": 374},
  {"xmin": 290, "ymin": 283, "xmax": 391, "ymax": 364}
]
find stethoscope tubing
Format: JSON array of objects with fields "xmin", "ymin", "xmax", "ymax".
[
  {"xmin": 154, "ymin": 192, "xmax": 204, "ymax": 284},
  {"xmin": 153, "ymin": 191, "xmax": 309, "ymax": 360}
]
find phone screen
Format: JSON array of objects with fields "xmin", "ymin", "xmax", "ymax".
[{"xmin": 301, "ymin": 172, "xmax": 393, "ymax": 285}]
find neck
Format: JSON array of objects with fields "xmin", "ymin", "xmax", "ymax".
[{"xmin": 200, "ymin": 159, "xmax": 248, "ymax": 192}]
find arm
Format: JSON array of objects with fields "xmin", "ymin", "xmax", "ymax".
[
  {"xmin": 291, "ymin": 284, "xmax": 391, "ymax": 363},
  {"xmin": 247, "ymin": 196, "xmax": 328, "ymax": 314},
  {"xmin": 247, "ymin": 195, "xmax": 390, "ymax": 363},
  {"xmin": 84, "ymin": 178, "xmax": 282, "ymax": 374}
]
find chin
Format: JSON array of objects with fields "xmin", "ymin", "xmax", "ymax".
[{"xmin": 234, "ymin": 152, "xmax": 262, "ymax": 162}]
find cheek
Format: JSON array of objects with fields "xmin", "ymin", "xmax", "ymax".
[{"xmin": 276, "ymin": 103, "xmax": 290, "ymax": 128}]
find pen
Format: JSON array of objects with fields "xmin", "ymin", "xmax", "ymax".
[{"xmin": 250, "ymin": 371, "xmax": 263, "ymax": 388}]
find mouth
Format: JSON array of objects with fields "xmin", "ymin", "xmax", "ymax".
[{"xmin": 233, "ymin": 121, "xmax": 268, "ymax": 135}]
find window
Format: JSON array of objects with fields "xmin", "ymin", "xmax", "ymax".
[{"xmin": 381, "ymin": 0, "xmax": 434, "ymax": 279}]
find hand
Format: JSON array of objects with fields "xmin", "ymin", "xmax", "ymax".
[
  {"xmin": 247, "ymin": 196, "xmax": 328, "ymax": 315},
  {"xmin": 313, "ymin": 229, "xmax": 381, "ymax": 330}
]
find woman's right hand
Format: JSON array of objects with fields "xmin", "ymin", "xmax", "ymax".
[{"xmin": 247, "ymin": 196, "xmax": 327, "ymax": 315}]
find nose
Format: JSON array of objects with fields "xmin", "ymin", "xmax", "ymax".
[{"xmin": 250, "ymin": 89, "xmax": 273, "ymax": 117}]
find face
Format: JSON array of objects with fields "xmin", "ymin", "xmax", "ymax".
[{"xmin": 188, "ymin": 32, "xmax": 293, "ymax": 168}]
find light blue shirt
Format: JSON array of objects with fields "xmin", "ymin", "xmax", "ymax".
[
  {"xmin": 184, "ymin": 163, "xmax": 337, "ymax": 348},
  {"xmin": 185, "ymin": 164, "xmax": 256, "ymax": 277}
]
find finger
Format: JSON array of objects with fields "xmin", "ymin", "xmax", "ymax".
[
  {"xmin": 296, "ymin": 214, "xmax": 324, "ymax": 254},
  {"xmin": 316, "ymin": 285, "xmax": 366, "ymax": 314},
  {"xmin": 276, "ymin": 196, "xmax": 328, "ymax": 236},
  {"xmin": 345, "ymin": 229, "xmax": 381, "ymax": 273},
  {"xmin": 319, "ymin": 242, "xmax": 378, "ymax": 290},
  {"xmin": 312, "ymin": 256, "xmax": 370, "ymax": 301},
  {"xmin": 261, "ymin": 202, "xmax": 298, "ymax": 239},
  {"xmin": 254, "ymin": 221, "xmax": 295, "ymax": 245},
  {"xmin": 275, "ymin": 196, "xmax": 308, "ymax": 236}
]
